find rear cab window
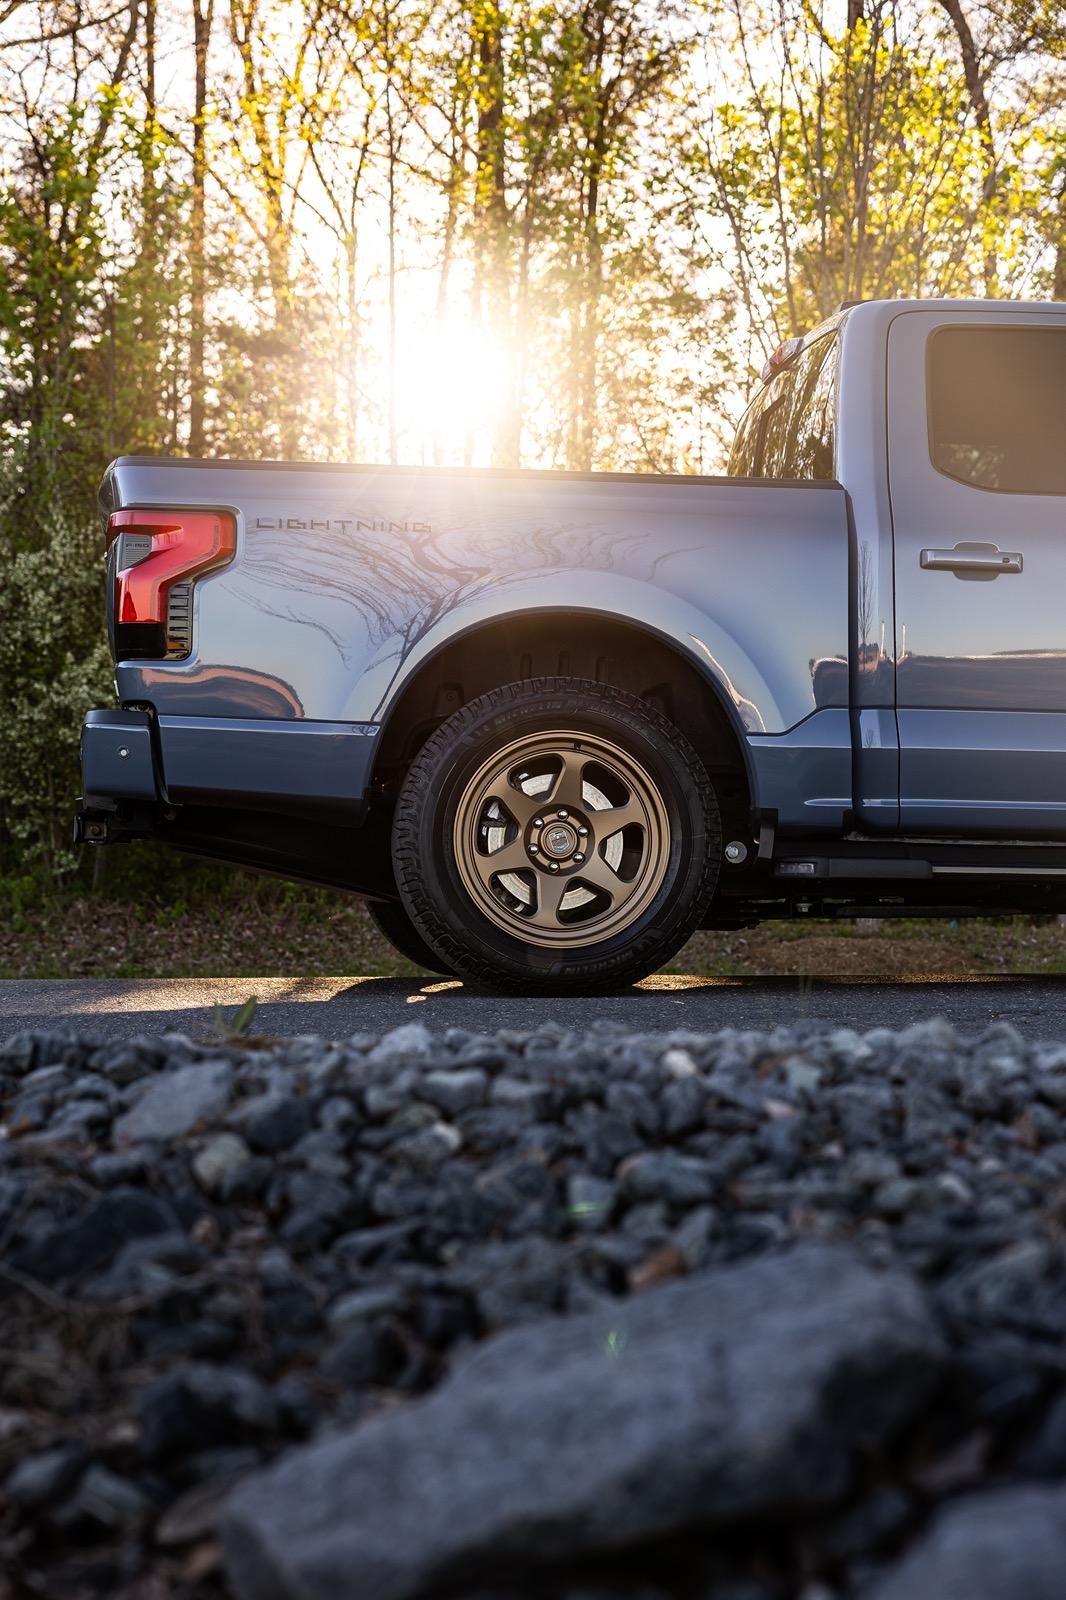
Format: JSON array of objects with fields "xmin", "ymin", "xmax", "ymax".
[
  {"xmin": 927, "ymin": 325, "xmax": 1066, "ymax": 495},
  {"xmin": 728, "ymin": 331, "xmax": 838, "ymax": 480}
]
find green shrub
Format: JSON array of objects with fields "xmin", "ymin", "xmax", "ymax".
[{"xmin": 0, "ymin": 516, "xmax": 111, "ymax": 881}]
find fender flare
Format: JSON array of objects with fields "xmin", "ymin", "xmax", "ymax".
[{"xmin": 360, "ymin": 571, "xmax": 789, "ymax": 803}]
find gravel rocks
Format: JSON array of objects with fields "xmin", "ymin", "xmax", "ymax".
[{"xmin": 2, "ymin": 1015, "xmax": 1066, "ymax": 1599}]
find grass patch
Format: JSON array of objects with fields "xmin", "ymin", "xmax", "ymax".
[{"xmin": 3, "ymin": 847, "xmax": 1066, "ymax": 980}]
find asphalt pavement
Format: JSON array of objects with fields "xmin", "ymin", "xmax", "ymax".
[{"xmin": 4, "ymin": 973, "xmax": 1066, "ymax": 1041}]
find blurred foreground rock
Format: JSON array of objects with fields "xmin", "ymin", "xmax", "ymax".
[
  {"xmin": 1, "ymin": 1015, "xmax": 1066, "ymax": 1598},
  {"xmin": 222, "ymin": 1245, "xmax": 941, "ymax": 1600}
]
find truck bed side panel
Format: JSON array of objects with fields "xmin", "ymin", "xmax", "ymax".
[{"xmin": 101, "ymin": 459, "xmax": 851, "ymax": 823}]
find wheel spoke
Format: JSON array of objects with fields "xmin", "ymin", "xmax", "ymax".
[
  {"xmin": 477, "ymin": 837, "xmax": 530, "ymax": 879},
  {"xmin": 530, "ymin": 871, "xmax": 568, "ymax": 927},
  {"xmin": 593, "ymin": 797, "xmax": 645, "ymax": 838},
  {"xmin": 496, "ymin": 785, "xmax": 543, "ymax": 829},
  {"xmin": 547, "ymin": 750, "xmax": 587, "ymax": 812},
  {"xmin": 577, "ymin": 852, "xmax": 623, "ymax": 896}
]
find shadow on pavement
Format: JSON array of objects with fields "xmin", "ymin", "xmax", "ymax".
[{"xmin": 3, "ymin": 971, "xmax": 1066, "ymax": 1043}]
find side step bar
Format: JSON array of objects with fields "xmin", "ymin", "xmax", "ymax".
[{"xmin": 771, "ymin": 842, "xmax": 1066, "ymax": 882}]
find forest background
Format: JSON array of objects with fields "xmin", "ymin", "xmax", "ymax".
[{"xmin": 0, "ymin": 0, "xmax": 1062, "ymax": 970}]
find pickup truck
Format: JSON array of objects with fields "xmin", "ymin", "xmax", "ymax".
[{"xmin": 76, "ymin": 297, "xmax": 1066, "ymax": 991}]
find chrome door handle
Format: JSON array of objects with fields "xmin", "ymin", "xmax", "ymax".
[{"xmin": 920, "ymin": 542, "xmax": 1023, "ymax": 575}]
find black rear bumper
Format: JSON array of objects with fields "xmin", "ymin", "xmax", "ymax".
[
  {"xmin": 81, "ymin": 708, "xmax": 158, "ymax": 802},
  {"xmin": 74, "ymin": 708, "xmax": 380, "ymax": 847},
  {"xmin": 74, "ymin": 709, "xmax": 160, "ymax": 844}
]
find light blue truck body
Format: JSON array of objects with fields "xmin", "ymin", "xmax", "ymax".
[{"xmin": 78, "ymin": 298, "xmax": 1066, "ymax": 920}]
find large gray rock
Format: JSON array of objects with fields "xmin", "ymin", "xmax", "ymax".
[
  {"xmin": 113, "ymin": 1058, "xmax": 233, "ymax": 1144},
  {"xmin": 865, "ymin": 1484, "xmax": 1066, "ymax": 1600},
  {"xmin": 222, "ymin": 1245, "xmax": 943, "ymax": 1600}
]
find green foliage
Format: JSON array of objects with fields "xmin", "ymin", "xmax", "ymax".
[
  {"xmin": 0, "ymin": 517, "xmax": 112, "ymax": 875},
  {"xmin": 212, "ymin": 993, "xmax": 259, "ymax": 1037}
]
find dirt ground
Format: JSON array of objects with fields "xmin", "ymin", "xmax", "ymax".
[{"xmin": 3, "ymin": 875, "xmax": 1065, "ymax": 980}]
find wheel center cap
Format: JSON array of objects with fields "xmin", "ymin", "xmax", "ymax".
[{"xmin": 542, "ymin": 822, "xmax": 577, "ymax": 859}]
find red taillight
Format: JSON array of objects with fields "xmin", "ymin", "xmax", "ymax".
[{"xmin": 107, "ymin": 508, "xmax": 236, "ymax": 627}]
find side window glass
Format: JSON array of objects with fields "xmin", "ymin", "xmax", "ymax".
[
  {"xmin": 758, "ymin": 383, "xmax": 796, "ymax": 476},
  {"xmin": 727, "ymin": 401, "xmax": 762, "ymax": 476},
  {"xmin": 928, "ymin": 326, "xmax": 1066, "ymax": 495},
  {"xmin": 760, "ymin": 333, "xmax": 837, "ymax": 480},
  {"xmin": 790, "ymin": 336, "xmax": 837, "ymax": 479}
]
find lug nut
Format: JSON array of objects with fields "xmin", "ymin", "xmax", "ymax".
[
  {"xmin": 533, "ymin": 817, "xmax": 544, "ymax": 829},
  {"xmin": 530, "ymin": 843, "xmax": 539, "ymax": 853},
  {"xmin": 574, "ymin": 852, "xmax": 585, "ymax": 863},
  {"xmin": 558, "ymin": 809, "xmax": 569, "ymax": 819},
  {"xmin": 549, "ymin": 862, "xmax": 560, "ymax": 872},
  {"xmin": 578, "ymin": 825, "xmax": 589, "ymax": 837}
]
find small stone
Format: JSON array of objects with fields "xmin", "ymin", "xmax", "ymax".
[
  {"xmin": 420, "ymin": 1069, "xmax": 489, "ymax": 1115},
  {"xmin": 138, "ymin": 1364, "xmax": 279, "ymax": 1463},
  {"xmin": 193, "ymin": 1133, "xmax": 253, "ymax": 1194},
  {"xmin": 90, "ymin": 1149, "xmax": 151, "ymax": 1185},
  {"xmin": 228, "ymin": 1092, "xmax": 312, "ymax": 1154},
  {"xmin": 455, "ymin": 1236, "xmax": 571, "ymax": 1328},
  {"xmin": 5, "ymin": 1442, "xmax": 89, "ymax": 1508},
  {"xmin": 781, "ymin": 1057, "xmax": 823, "ymax": 1095},
  {"xmin": 368, "ymin": 1024, "xmax": 434, "ymax": 1062},
  {"xmin": 114, "ymin": 1059, "xmax": 233, "ymax": 1144},
  {"xmin": 280, "ymin": 1172, "xmax": 353, "ymax": 1247},
  {"xmin": 56, "ymin": 1463, "xmax": 151, "ymax": 1530},
  {"xmin": 661, "ymin": 1075, "xmax": 707, "ymax": 1136},
  {"xmin": 327, "ymin": 1285, "xmax": 407, "ymax": 1330},
  {"xmin": 490, "ymin": 1077, "xmax": 555, "ymax": 1118},
  {"xmin": 82, "ymin": 1231, "xmax": 206, "ymax": 1300},
  {"xmin": 391, "ymin": 1121, "xmax": 462, "ymax": 1171},
  {"xmin": 872, "ymin": 1178, "xmax": 922, "ymax": 1216},
  {"xmin": 605, "ymin": 1081, "xmax": 660, "ymax": 1134},
  {"xmin": 96, "ymin": 1039, "xmax": 165, "ymax": 1085},
  {"xmin": 661, "ymin": 1047, "xmax": 698, "ymax": 1078},
  {"xmin": 317, "ymin": 1094, "xmax": 359, "ymax": 1132},
  {"xmin": 619, "ymin": 1150, "xmax": 715, "ymax": 1207},
  {"xmin": 864, "ymin": 1483, "xmax": 1066, "ymax": 1600},
  {"xmin": 674, "ymin": 1205, "xmax": 717, "ymax": 1269}
]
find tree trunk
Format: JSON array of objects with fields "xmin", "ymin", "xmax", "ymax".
[
  {"xmin": 189, "ymin": 0, "xmax": 213, "ymax": 456},
  {"xmin": 472, "ymin": 2, "xmax": 513, "ymax": 465},
  {"xmin": 1054, "ymin": 170, "xmax": 1066, "ymax": 303},
  {"xmin": 935, "ymin": 0, "xmax": 998, "ymax": 294},
  {"xmin": 143, "ymin": 0, "xmax": 157, "ymax": 225}
]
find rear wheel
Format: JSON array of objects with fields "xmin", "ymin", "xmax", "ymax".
[
  {"xmin": 367, "ymin": 900, "xmax": 453, "ymax": 976},
  {"xmin": 392, "ymin": 677, "xmax": 721, "ymax": 993}
]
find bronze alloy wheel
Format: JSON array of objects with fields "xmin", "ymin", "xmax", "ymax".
[
  {"xmin": 452, "ymin": 730, "xmax": 672, "ymax": 947},
  {"xmin": 392, "ymin": 677, "xmax": 721, "ymax": 993}
]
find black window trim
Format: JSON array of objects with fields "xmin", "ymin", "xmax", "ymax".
[{"xmin": 924, "ymin": 319, "xmax": 1066, "ymax": 499}]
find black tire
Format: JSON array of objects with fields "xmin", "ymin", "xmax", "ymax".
[
  {"xmin": 392, "ymin": 677, "xmax": 721, "ymax": 993},
  {"xmin": 367, "ymin": 899, "xmax": 454, "ymax": 976}
]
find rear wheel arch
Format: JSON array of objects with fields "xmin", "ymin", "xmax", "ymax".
[{"xmin": 370, "ymin": 610, "xmax": 754, "ymax": 834}]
